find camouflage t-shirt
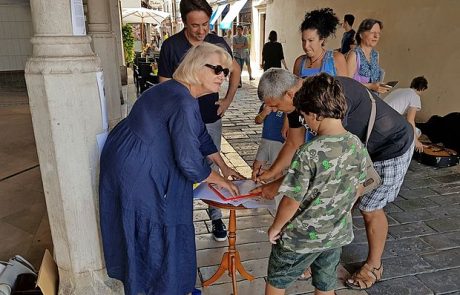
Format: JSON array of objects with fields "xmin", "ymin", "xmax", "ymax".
[{"xmin": 278, "ymin": 132, "xmax": 370, "ymax": 254}]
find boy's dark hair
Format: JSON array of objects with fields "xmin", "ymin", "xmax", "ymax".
[
  {"xmin": 268, "ymin": 30, "xmax": 277, "ymax": 42},
  {"xmin": 410, "ymin": 76, "xmax": 428, "ymax": 91},
  {"xmin": 294, "ymin": 73, "xmax": 347, "ymax": 120},
  {"xmin": 356, "ymin": 18, "xmax": 383, "ymax": 45},
  {"xmin": 237, "ymin": 25, "xmax": 244, "ymax": 30},
  {"xmin": 344, "ymin": 14, "xmax": 355, "ymax": 26},
  {"xmin": 300, "ymin": 8, "xmax": 339, "ymax": 40},
  {"xmin": 180, "ymin": 0, "xmax": 212, "ymax": 23}
]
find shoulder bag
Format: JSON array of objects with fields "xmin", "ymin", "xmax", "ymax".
[{"xmin": 362, "ymin": 89, "xmax": 383, "ymax": 194}]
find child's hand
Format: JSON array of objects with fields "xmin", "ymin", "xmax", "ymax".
[
  {"xmin": 268, "ymin": 225, "xmax": 282, "ymax": 244},
  {"xmin": 262, "ymin": 104, "xmax": 274, "ymax": 115}
]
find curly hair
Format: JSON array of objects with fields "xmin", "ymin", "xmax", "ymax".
[
  {"xmin": 293, "ymin": 73, "xmax": 347, "ymax": 120},
  {"xmin": 300, "ymin": 8, "xmax": 339, "ymax": 39}
]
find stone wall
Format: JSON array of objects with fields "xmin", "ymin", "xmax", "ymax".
[
  {"xmin": 260, "ymin": 0, "xmax": 460, "ymax": 121},
  {"xmin": 0, "ymin": 0, "xmax": 33, "ymax": 71}
]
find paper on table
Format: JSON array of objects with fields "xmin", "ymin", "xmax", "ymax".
[
  {"xmin": 242, "ymin": 197, "xmax": 276, "ymax": 209},
  {"xmin": 209, "ymin": 180, "xmax": 260, "ymax": 201},
  {"xmin": 194, "ymin": 180, "xmax": 275, "ymax": 209},
  {"xmin": 193, "ymin": 181, "xmax": 247, "ymax": 206}
]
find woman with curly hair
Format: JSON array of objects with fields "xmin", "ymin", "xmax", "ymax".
[{"xmin": 293, "ymin": 8, "xmax": 347, "ymax": 78}]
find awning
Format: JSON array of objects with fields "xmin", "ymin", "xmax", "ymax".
[
  {"xmin": 219, "ymin": 0, "xmax": 248, "ymax": 30},
  {"xmin": 210, "ymin": 4, "xmax": 228, "ymax": 29}
]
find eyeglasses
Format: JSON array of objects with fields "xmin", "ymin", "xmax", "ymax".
[{"xmin": 204, "ymin": 64, "xmax": 230, "ymax": 77}]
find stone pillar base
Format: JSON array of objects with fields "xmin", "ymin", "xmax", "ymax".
[{"xmin": 58, "ymin": 268, "xmax": 124, "ymax": 295}]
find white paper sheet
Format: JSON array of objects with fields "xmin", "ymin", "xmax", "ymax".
[
  {"xmin": 71, "ymin": 0, "xmax": 86, "ymax": 36},
  {"xmin": 96, "ymin": 71, "xmax": 108, "ymax": 130},
  {"xmin": 96, "ymin": 131, "xmax": 109, "ymax": 156}
]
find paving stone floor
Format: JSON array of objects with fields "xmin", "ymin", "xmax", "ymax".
[{"xmin": 1, "ymin": 76, "xmax": 460, "ymax": 294}]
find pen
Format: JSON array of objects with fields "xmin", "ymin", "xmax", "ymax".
[{"xmin": 257, "ymin": 166, "xmax": 262, "ymax": 177}]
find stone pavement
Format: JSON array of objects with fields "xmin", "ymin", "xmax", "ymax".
[{"xmin": 194, "ymin": 81, "xmax": 460, "ymax": 295}]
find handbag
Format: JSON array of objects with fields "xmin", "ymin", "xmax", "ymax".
[{"xmin": 362, "ymin": 89, "xmax": 382, "ymax": 195}]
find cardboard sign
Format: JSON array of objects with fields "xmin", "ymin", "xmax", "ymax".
[{"xmin": 36, "ymin": 249, "xmax": 58, "ymax": 295}]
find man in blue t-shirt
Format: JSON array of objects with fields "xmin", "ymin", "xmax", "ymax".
[{"xmin": 158, "ymin": 0, "xmax": 241, "ymax": 242}]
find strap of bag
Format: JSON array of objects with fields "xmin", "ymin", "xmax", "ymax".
[{"xmin": 365, "ymin": 89, "xmax": 377, "ymax": 147}]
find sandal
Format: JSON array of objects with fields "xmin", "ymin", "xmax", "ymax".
[
  {"xmin": 298, "ymin": 267, "xmax": 312, "ymax": 281},
  {"xmin": 346, "ymin": 263, "xmax": 383, "ymax": 290}
]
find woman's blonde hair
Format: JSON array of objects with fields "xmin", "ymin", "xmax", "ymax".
[{"xmin": 173, "ymin": 42, "xmax": 232, "ymax": 85}]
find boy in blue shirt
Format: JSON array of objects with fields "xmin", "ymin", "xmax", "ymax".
[{"xmin": 252, "ymin": 103, "xmax": 286, "ymax": 182}]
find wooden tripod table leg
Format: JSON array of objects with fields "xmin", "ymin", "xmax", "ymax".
[
  {"xmin": 202, "ymin": 209, "xmax": 254, "ymax": 291},
  {"xmin": 202, "ymin": 253, "xmax": 229, "ymax": 287}
]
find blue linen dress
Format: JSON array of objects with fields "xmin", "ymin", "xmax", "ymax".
[{"xmin": 99, "ymin": 80, "xmax": 218, "ymax": 295}]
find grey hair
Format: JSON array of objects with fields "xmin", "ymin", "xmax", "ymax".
[{"xmin": 258, "ymin": 68, "xmax": 301, "ymax": 101}]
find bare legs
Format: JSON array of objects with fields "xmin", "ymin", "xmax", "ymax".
[
  {"xmin": 346, "ymin": 208, "xmax": 387, "ymax": 289},
  {"xmin": 362, "ymin": 209, "xmax": 387, "ymax": 269}
]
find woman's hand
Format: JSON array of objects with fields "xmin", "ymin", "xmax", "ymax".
[
  {"xmin": 219, "ymin": 179, "xmax": 239, "ymax": 196},
  {"xmin": 222, "ymin": 166, "xmax": 245, "ymax": 180},
  {"xmin": 205, "ymin": 171, "xmax": 240, "ymax": 196},
  {"xmin": 368, "ymin": 83, "xmax": 390, "ymax": 94},
  {"xmin": 268, "ymin": 225, "xmax": 282, "ymax": 244},
  {"xmin": 415, "ymin": 140, "xmax": 425, "ymax": 153}
]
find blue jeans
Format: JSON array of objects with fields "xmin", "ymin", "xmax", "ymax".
[{"xmin": 205, "ymin": 120, "xmax": 223, "ymax": 220}]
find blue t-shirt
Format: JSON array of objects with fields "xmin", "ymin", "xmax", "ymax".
[
  {"xmin": 260, "ymin": 104, "xmax": 285, "ymax": 143},
  {"xmin": 158, "ymin": 30, "xmax": 233, "ymax": 124}
]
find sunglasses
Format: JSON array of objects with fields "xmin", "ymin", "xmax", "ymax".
[{"xmin": 204, "ymin": 64, "xmax": 230, "ymax": 77}]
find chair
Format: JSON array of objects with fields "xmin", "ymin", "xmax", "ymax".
[
  {"xmin": 134, "ymin": 57, "xmax": 149, "ymax": 94},
  {"xmin": 138, "ymin": 62, "xmax": 158, "ymax": 93}
]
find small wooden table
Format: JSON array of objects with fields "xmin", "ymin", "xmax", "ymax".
[{"xmin": 201, "ymin": 199, "xmax": 255, "ymax": 295}]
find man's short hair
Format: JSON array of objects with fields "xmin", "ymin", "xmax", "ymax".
[
  {"xmin": 258, "ymin": 68, "xmax": 301, "ymax": 101},
  {"xmin": 294, "ymin": 73, "xmax": 347, "ymax": 120},
  {"xmin": 180, "ymin": 0, "xmax": 212, "ymax": 23},
  {"xmin": 237, "ymin": 25, "xmax": 244, "ymax": 30},
  {"xmin": 344, "ymin": 14, "xmax": 355, "ymax": 26},
  {"xmin": 410, "ymin": 76, "xmax": 428, "ymax": 91}
]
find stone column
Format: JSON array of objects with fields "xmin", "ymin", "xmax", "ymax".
[
  {"xmin": 87, "ymin": 0, "xmax": 123, "ymax": 127},
  {"xmin": 109, "ymin": 0, "xmax": 126, "ymax": 66},
  {"xmin": 24, "ymin": 0, "xmax": 123, "ymax": 294}
]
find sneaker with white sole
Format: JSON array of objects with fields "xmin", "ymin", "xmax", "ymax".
[{"xmin": 211, "ymin": 219, "xmax": 227, "ymax": 242}]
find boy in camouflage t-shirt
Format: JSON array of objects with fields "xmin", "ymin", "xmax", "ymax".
[{"xmin": 266, "ymin": 73, "xmax": 370, "ymax": 295}]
